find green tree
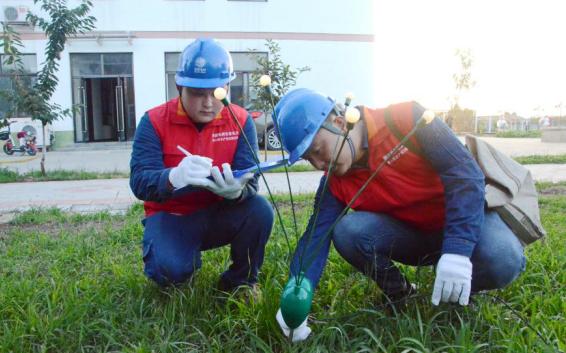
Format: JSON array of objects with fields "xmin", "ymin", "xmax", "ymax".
[
  {"xmin": 1, "ymin": 0, "xmax": 95, "ymax": 174},
  {"xmin": 448, "ymin": 48, "xmax": 476, "ymax": 132},
  {"xmin": 248, "ymin": 39, "xmax": 310, "ymax": 112},
  {"xmin": 451, "ymin": 48, "xmax": 475, "ymax": 108},
  {"xmin": 447, "ymin": 104, "xmax": 475, "ymax": 132}
]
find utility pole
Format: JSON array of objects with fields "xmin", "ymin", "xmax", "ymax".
[{"xmin": 556, "ymin": 102, "xmax": 563, "ymax": 127}]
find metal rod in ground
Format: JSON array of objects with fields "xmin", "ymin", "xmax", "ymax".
[
  {"xmin": 296, "ymin": 128, "xmax": 352, "ymax": 284},
  {"xmin": 265, "ymin": 84, "xmax": 299, "ymax": 240},
  {"xmin": 219, "ymin": 96, "xmax": 294, "ymax": 258},
  {"xmin": 295, "ymin": 101, "xmax": 358, "ymax": 284}
]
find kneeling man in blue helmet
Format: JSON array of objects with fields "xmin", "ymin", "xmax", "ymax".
[
  {"xmin": 129, "ymin": 38, "xmax": 273, "ymax": 291},
  {"xmin": 274, "ymin": 88, "xmax": 527, "ymax": 341}
]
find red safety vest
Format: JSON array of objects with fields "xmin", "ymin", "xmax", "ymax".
[
  {"xmin": 144, "ymin": 98, "xmax": 248, "ymax": 216},
  {"xmin": 328, "ymin": 102, "xmax": 446, "ymax": 232}
]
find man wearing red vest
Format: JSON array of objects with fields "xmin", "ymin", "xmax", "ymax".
[
  {"xmin": 273, "ymin": 88, "xmax": 525, "ymax": 341},
  {"xmin": 129, "ymin": 38, "xmax": 273, "ymax": 291}
]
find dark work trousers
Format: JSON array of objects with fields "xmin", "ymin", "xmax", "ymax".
[
  {"xmin": 142, "ymin": 194, "xmax": 274, "ymax": 288},
  {"xmin": 332, "ymin": 210, "xmax": 526, "ymax": 297}
]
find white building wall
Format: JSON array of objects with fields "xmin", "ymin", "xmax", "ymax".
[
  {"xmin": 4, "ymin": 0, "xmax": 375, "ymax": 139},
  {"xmin": 82, "ymin": 0, "xmax": 372, "ymax": 35}
]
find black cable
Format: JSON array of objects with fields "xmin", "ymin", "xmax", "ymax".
[
  {"xmin": 482, "ymin": 292, "xmax": 560, "ymax": 351},
  {"xmin": 310, "ymin": 293, "xmax": 428, "ymax": 323},
  {"xmin": 265, "ymin": 85, "xmax": 299, "ymax": 240},
  {"xmin": 221, "ymin": 102, "xmax": 294, "ymax": 259},
  {"xmin": 308, "ymin": 291, "xmax": 561, "ymax": 352},
  {"xmin": 296, "ymin": 127, "xmax": 351, "ymax": 284}
]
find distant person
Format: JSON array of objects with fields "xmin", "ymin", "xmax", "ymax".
[
  {"xmin": 539, "ymin": 116, "xmax": 551, "ymax": 128},
  {"xmin": 17, "ymin": 131, "xmax": 28, "ymax": 149},
  {"xmin": 496, "ymin": 118, "xmax": 508, "ymax": 131},
  {"xmin": 444, "ymin": 115, "xmax": 454, "ymax": 129},
  {"xmin": 129, "ymin": 38, "xmax": 274, "ymax": 293}
]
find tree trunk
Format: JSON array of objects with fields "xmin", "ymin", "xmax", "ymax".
[{"xmin": 40, "ymin": 123, "xmax": 46, "ymax": 176}]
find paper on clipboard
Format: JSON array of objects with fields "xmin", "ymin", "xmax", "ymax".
[{"xmin": 233, "ymin": 159, "xmax": 289, "ymax": 178}]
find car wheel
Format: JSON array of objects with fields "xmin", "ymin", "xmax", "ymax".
[
  {"xmin": 257, "ymin": 131, "xmax": 264, "ymax": 147},
  {"xmin": 266, "ymin": 126, "xmax": 281, "ymax": 150}
]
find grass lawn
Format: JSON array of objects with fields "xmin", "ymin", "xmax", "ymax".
[
  {"xmin": 495, "ymin": 131, "xmax": 542, "ymax": 138},
  {"xmin": 4, "ymin": 153, "xmax": 566, "ymax": 184},
  {"xmin": 512, "ymin": 154, "xmax": 566, "ymax": 165},
  {"xmin": 0, "ymin": 188, "xmax": 564, "ymax": 352},
  {"xmin": 0, "ymin": 165, "xmax": 317, "ymax": 184},
  {"xmin": 0, "ymin": 168, "xmax": 129, "ymax": 183}
]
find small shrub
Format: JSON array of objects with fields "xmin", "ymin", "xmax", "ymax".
[{"xmin": 495, "ymin": 130, "xmax": 542, "ymax": 138}]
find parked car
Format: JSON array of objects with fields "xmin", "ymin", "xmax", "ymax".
[{"xmin": 248, "ymin": 109, "xmax": 281, "ymax": 150}]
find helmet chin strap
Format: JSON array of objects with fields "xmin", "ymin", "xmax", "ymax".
[
  {"xmin": 345, "ymin": 135, "xmax": 356, "ymax": 163},
  {"xmin": 321, "ymin": 121, "xmax": 356, "ymax": 164}
]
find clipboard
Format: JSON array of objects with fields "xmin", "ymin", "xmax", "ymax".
[{"xmin": 233, "ymin": 159, "xmax": 289, "ymax": 178}]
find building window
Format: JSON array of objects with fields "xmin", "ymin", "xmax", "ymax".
[
  {"xmin": 164, "ymin": 51, "xmax": 268, "ymax": 108},
  {"xmin": 229, "ymin": 52, "xmax": 267, "ymax": 108},
  {"xmin": 0, "ymin": 54, "xmax": 37, "ymax": 117},
  {"xmin": 70, "ymin": 53, "xmax": 133, "ymax": 77},
  {"xmin": 165, "ymin": 52, "xmax": 180, "ymax": 101}
]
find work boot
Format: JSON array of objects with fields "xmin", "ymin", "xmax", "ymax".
[
  {"xmin": 381, "ymin": 282, "xmax": 418, "ymax": 315},
  {"xmin": 217, "ymin": 277, "xmax": 262, "ymax": 303}
]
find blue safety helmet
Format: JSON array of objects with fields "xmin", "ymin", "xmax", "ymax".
[
  {"xmin": 175, "ymin": 38, "xmax": 236, "ymax": 88},
  {"xmin": 274, "ymin": 88, "xmax": 337, "ymax": 164}
]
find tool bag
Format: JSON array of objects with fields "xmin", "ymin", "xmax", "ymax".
[
  {"xmin": 465, "ymin": 135, "xmax": 546, "ymax": 245},
  {"xmin": 384, "ymin": 109, "xmax": 546, "ymax": 246}
]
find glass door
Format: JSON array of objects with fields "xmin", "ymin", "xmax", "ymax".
[
  {"xmin": 114, "ymin": 77, "xmax": 125, "ymax": 141},
  {"xmin": 114, "ymin": 76, "xmax": 136, "ymax": 141},
  {"xmin": 72, "ymin": 77, "xmax": 89, "ymax": 142},
  {"xmin": 70, "ymin": 53, "xmax": 135, "ymax": 143},
  {"xmin": 123, "ymin": 76, "xmax": 136, "ymax": 140}
]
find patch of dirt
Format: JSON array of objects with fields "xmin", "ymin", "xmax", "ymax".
[{"xmin": 539, "ymin": 187, "xmax": 566, "ymax": 196}]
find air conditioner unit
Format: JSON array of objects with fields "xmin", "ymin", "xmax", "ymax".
[{"xmin": 2, "ymin": 5, "xmax": 30, "ymax": 24}]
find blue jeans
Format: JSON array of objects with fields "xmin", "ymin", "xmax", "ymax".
[
  {"xmin": 333, "ymin": 210, "xmax": 526, "ymax": 296},
  {"xmin": 142, "ymin": 194, "xmax": 274, "ymax": 287}
]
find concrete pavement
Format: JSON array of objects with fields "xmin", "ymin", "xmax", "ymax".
[
  {"xmin": 2, "ymin": 137, "xmax": 566, "ymax": 174},
  {"xmin": 0, "ymin": 172, "xmax": 323, "ymax": 218},
  {"xmin": 1, "ymin": 136, "xmax": 565, "ymax": 219},
  {"xmin": 1, "ymin": 164, "xmax": 565, "ymax": 217},
  {"xmin": 0, "ymin": 146, "xmax": 287, "ymax": 174}
]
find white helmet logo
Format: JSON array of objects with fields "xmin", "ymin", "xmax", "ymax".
[{"xmin": 194, "ymin": 57, "xmax": 207, "ymax": 74}]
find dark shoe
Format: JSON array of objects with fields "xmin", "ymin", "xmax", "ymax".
[
  {"xmin": 217, "ymin": 277, "xmax": 262, "ymax": 303},
  {"xmin": 217, "ymin": 276, "xmax": 237, "ymax": 293},
  {"xmin": 381, "ymin": 283, "xmax": 417, "ymax": 315}
]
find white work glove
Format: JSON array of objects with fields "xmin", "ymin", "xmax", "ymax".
[
  {"xmin": 432, "ymin": 253, "xmax": 473, "ymax": 306},
  {"xmin": 276, "ymin": 308, "xmax": 311, "ymax": 343},
  {"xmin": 168, "ymin": 155, "xmax": 213, "ymax": 189},
  {"xmin": 206, "ymin": 163, "xmax": 254, "ymax": 200}
]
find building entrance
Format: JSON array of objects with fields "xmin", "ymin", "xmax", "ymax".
[{"xmin": 71, "ymin": 53, "xmax": 135, "ymax": 142}]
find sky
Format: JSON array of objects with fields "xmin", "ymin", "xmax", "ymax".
[{"xmin": 373, "ymin": 0, "xmax": 566, "ymax": 117}]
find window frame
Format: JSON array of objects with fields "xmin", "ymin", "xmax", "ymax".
[
  {"xmin": 0, "ymin": 53, "xmax": 38, "ymax": 117},
  {"xmin": 163, "ymin": 51, "xmax": 268, "ymax": 107}
]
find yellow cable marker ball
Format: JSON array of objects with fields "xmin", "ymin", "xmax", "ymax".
[
  {"xmin": 422, "ymin": 110, "xmax": 435, "ymax": 124},
  {"xmin": 345, "ymin": 107, "xmax": 361, "ymax": 124},
  {"xmin": 214, "ymin": 87, "xmax": 227, "ymax": 101},
  {"xmin": 345, "ymin": 92, "xmax": 355, "ymax": 100},
  {"xmin": 259, "ymin": 75, "xmax": 272, "ymax": 87}
]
